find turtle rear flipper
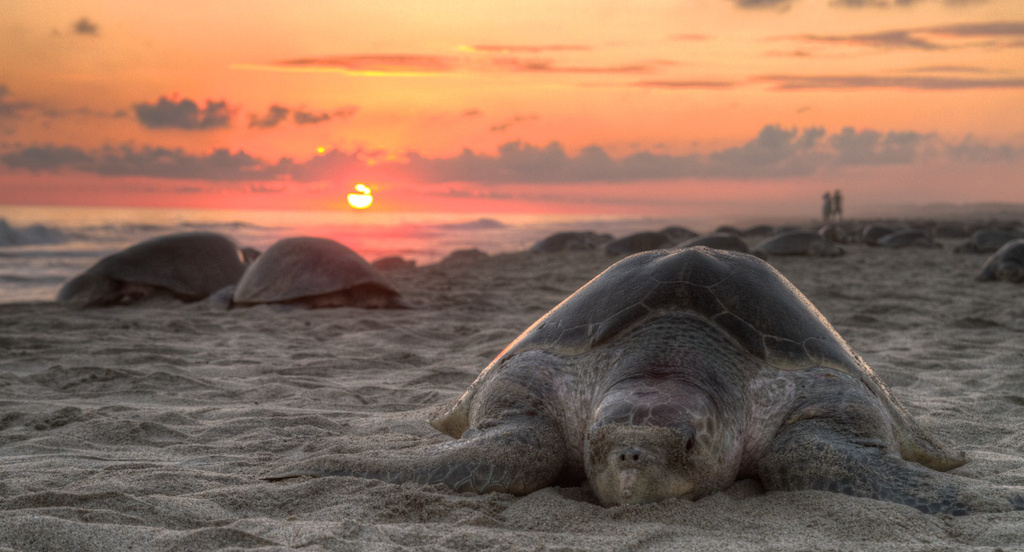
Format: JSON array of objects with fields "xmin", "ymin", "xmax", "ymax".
[
  {"xmin": 264, "ymin": 420, "xmax": 567, "ymax": 496},
  {"xmin": 759, "ymin": 416, "xmax": 1024, "ymax": 515}
]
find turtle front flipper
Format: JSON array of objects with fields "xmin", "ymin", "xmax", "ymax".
[
  {"xmin": 759, "ymin": 416, "xmax": 1024, "ymax": 515},
  {"xmin": 264, "ymin": 420, "xmax": 568, "ymax": 496}
]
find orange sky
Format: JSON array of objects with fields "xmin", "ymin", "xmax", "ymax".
[{"xmin": 1, "ymin": 1, "xmax": 1022, "ymax": 220}]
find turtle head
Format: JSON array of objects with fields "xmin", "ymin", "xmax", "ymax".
[{"xmin": 584, "ymin": 386, "xmax": 740, "ymax": 506}]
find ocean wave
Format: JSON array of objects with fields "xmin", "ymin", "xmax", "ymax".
[{"xmin": 0, "ymin": 218, "xmax": 72, "ymax": 247}]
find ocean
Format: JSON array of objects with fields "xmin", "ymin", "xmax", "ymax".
[{"xmin": 0, "ymin": 205, "xmax": 710, "ymax": 304}]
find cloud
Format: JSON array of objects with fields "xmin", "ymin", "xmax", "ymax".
[
  {"xmin": 781, "ymin": 21, "xmax": 1024, "ymax": 52},
  {"xmin": 831, "ymin": 0, "xmax": 990, "ymax": 7},
  {"xmin": 249, "ymin": 105, "xmax": 355, "ymax": 128},
  {"xmin": 293, "ymin": 110, "xmax": 332, "ymax": 125},
  {"xmin": 927, "ymin": 21, "xmax": 1024, "ymax": 37},
  {"xmin": 796, "ymin": 30, "xmax": 944, "ymax": 50},
  {"xmin": 275, "ymin": 55, "xmax": 456, "ymax": 75},
  {"xmin": 828, "ymin": 128, "xmax": 935, "ymax": 164},
  {"xmin": 490, "ymin": 114, "xmax": 539, "ymax": 132},
  {"xmin": 4, "ymin": 125, "xmax": 1019, "ymax": 184},
  {"xmin": 1, "ymin": 145, "xmax": 93, "ymax": 170},
  {"xmin": 759, "ymin": 74, "xmax": 1024, "ymax": 89},
  {"xmin": 0, "ymin": 85, "xmax": 33, "ymax": 119},
  {"xmin": 134, "ymin": 96, "xmax": 231, "ymax": 130},
  {"xmin": 730, "ymin": 0, "xmax": 794, "ymax": 10},
  {"xmin": 463, "ymin": 44, "xmax": 592, "ymax": 53},
  {"xmin": 249, "ymin": 105, "xmax": 290, "ymax": 128},
  {"xmin": 634, "ymin": 80, "xmax": 737, "ymax": 89},
  {"xmin": 72, "ymin": 17, "xmax": 99, "ymax": 36}
]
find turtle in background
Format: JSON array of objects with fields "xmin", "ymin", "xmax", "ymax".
[
  {"xmin": 877, "ymin": 229, "xmax": 940, "ymax": 248},
  {"xmin": 753, "ymin": 230, "xmax": 844, "ymax": 257},
  {"xmin": 976, "ymin": 238, "xmax": 1024, "ymax": 283},
  {"xmin": 232, "ymin": 236, "xmax": 408, "ymax": 309},
  {"xmin": 57, "ymin": 232, "xmax": 248, "ymax": 307},
  {"xmin": 955, "ymin": 229, "xmax": 1023, "ymax": 254},
  {"xmin": 674, "ymin": 232, "xmax": 753, "ymax": 254},
  {"xmin": 266, "ymin": 247, "xmax": 1022, "ymax": 514},
  {"xmin": 530, "ymin": 231, "xmax": 613, "ymax": 253}
]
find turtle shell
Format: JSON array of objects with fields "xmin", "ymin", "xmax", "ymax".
[
  {"xmin": 753, "ymin": 230, "xmax": 843, "ymax": 257},
  {"xmin": 57, "ymin": 232, "xmax": 246, "ymax": 306},
  {"xmin": 433, "ymin": 247, "xmax": 964, "ymax": 470},
  {"xmin": 232, "ymin": 236, "xmax": 402, "ymax": 305},
  {"xmin": 977, "ymin": 238, "xmax": 1024, "ymax": 282}
]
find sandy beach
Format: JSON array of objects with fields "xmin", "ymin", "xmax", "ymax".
[{"xmin": 1, "ymin": 235, "xmax": 1023, "ymax": 551}]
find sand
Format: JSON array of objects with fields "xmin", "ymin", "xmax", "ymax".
[{"xmin": 1, "ymin": 240, "xmax": 1023, "ymax": 551}]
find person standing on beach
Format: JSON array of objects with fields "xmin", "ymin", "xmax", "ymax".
[
  {"xmin": 822, "ymin": 192, "xmax": 833, "ymax": 225},
  {"xmin": 832, "ymin": 190, "xmax": 843, "ymax": 222}
]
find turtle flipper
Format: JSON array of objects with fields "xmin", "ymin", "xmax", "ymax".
[
  {"xmin": 264, "ymin": 421, "xmax": 567, "ymax": 496},
  {"xmin": 759, "ymin": 418, "xmax": 1024, "ymax": 515}
]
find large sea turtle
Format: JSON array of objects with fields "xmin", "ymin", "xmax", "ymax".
[
  {"xmin": 976, "ymin": 238, "xmax": 1024, "ymax": 282},
  {"xmin": 753, "ymin": 230, "xmax": 844, "ymax": 257},
  {"xmin": 232, "ymin": 237, "xmax": 408, "ymax": 308},
  {"xmin": 57, "ymin": 232, "xmax": 248, "ymax": 307},
  {"xmin": 266, "ymin": 247, "xmax": 1023, "ymax": 514}
]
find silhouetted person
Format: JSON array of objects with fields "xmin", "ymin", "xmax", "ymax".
[
  {"xmin": 822, "ymin": 192, "xmax": 833, "ymax": 225},
  {"xmin": 832, "ymin": 189, "xmax": 843, "ymax": 222}
]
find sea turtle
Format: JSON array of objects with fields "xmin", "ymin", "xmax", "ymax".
[
  {"xmin": 976, "ymin": 238, "xmax": 1024, "ymax": 282},
  {"xmin": 266, "ymin": 247, "xmax": 1023, "ymax": 514},
  {"xmin": 954, "ymin": 229, "xmax": 1023, "ymax": 254},
  {"xmin": 232, "ymin": 236, "xmax": 408, "ymax": 309},
  {"xmin": 861, "ymin": 224, "xmax": 896, "ymax": 246},
  {"xmin": 531, "ymin": 231, "xmax": 613, "ymax": 253},
  {"xmin": 753, "ymin": 230, "xmax": 844, "ymax": 257},
  {"xmin": 675, "ymin": 232, "xmax": 752, "ymax": 254},
  {"xmin": 877, "ymin": 229, "xmax": 940, "ymax": 249},
  {"xmin": 57, "ymin": 232, "xmax": 247, "ymax": 307},
  {"xmin": 604, "ymin": 231, "xmax": 675, "ymax": 256}
]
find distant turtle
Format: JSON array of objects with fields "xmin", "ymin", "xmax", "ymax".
[
  {"xmin": 675, "ymin": 232, "xmax": 751, "ymax": 254},
  {"xmin": 861, "ymin": 225, "xmax": 896, "ymax": 246},
  {"xmin": 954, "ymin": 229, "xmax": 1022, "ymax": 254},
  {"xmin": 57, "ymin": 232, "xmax": 247, "ymax": 307},
  {"xmin": 440, "ymin": 248, "xmax": 489, "ymax": 266},
  {"xmin": 372, "ymin": 256, "xmax": 416, "ymax": 272},
  {"xmin": 976, "ymin": 238, "xmax": 1024, "ymax": 282},
  {"xmin": 265, "ymin": 247, "xmax": 1023, "ymax": 514},
  {"xmin": 818, "ymin": 223, "xmax": 851, "ymax": 244},
  {"xmin": 877, "ymin": 229, "xmax": 940, "ymax": 248},
  {"xmin": 658, "ymin": 226, "xmax": 698, "ymax": 242},
  {"xmin": 232, "ymin": 237, "xmax": 408, "ymax": 309},
  {"xmin": 740, "ymin": 224, "xmax": 775, "ymax": 238},
  {"xmin": 531, "ymin": 231, "xmax": 613, "ymax": 253},
  {"xmin": 753, "ymin": 230, "xmax": 844, "ymax": 257},
  {"xmin": 604, "ymin": 231, "xmax": 675, "ymax": 256}
]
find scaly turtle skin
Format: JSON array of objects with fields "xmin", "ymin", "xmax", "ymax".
[
  {"xmin": 753, "ymin": 230, "xmax": 844, "ymax": 257},
  {"xmin": 976, "ymin": 238, "xmax": 1024, "ymax": 282},
  {"xmin": 267, "ymin": 247, "xmax": 1024, "ymax": 514},
  {"xmin": 233, "ymin": 237, "xmax": 408, "ymax": 309},
  {"xmin": 57, "ymin": 232, "xmax": 247, "ymax": 307}
]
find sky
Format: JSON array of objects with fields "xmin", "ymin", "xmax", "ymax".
[{"xmin": 1, "ymin": 0, "xmax": 1022, "ymax": 221}]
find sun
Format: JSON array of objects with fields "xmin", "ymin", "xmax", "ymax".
[{"xmin": 347, "ymin": 183, "xmax": 373, "ymax": 209}]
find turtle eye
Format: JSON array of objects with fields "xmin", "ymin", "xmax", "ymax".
[{"xmin": 684, "ymin": 434, "xmax": 696, "ymax": 453}]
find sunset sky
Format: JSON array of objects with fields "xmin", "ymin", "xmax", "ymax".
[{"xmin": 2, "ymin": 0, "xmax": 1022, "ymax": 220}]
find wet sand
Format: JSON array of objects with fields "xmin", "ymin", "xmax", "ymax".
[{"xmin": 1, "ymin": 240, "xmax": 1023, "ymax": 551}]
